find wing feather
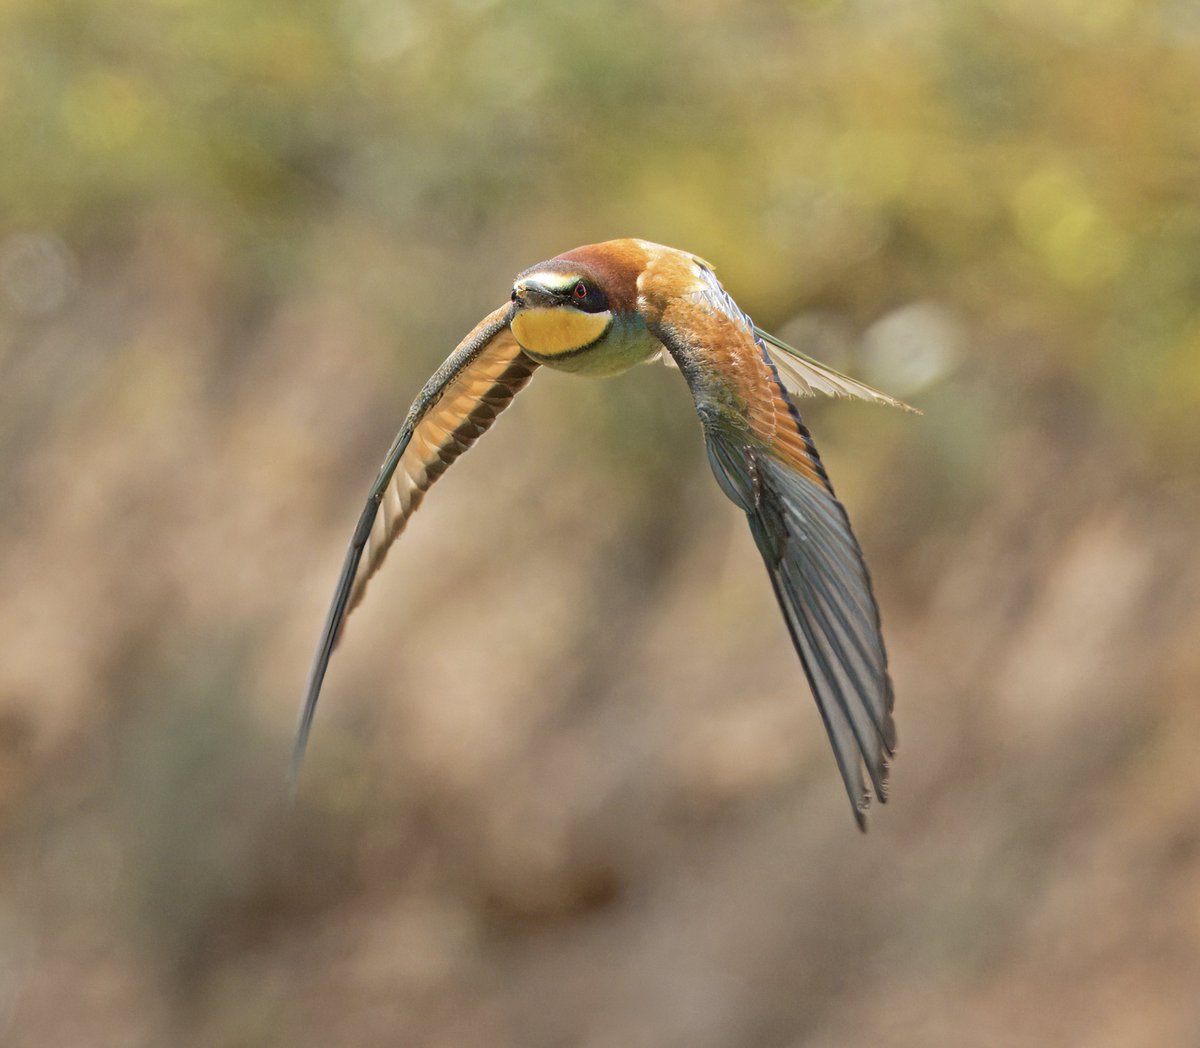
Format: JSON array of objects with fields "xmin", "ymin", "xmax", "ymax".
[
  {"xmin": 352, "ymin": 320, "xmax": 536, "ymax": 617},
  {"xmin": 686, "ymin": 261, "xmax": 916, "ymax": 412},
  {"xmin": 755, "ymin": 327, "xmax": 919, "ymax": 413},
  {"xmin": 646, "ymin": 264, "xmax": 897, "ymax": 827},
  {"xmin": 292, "ymin": 305, "xmax": 538, "ymax": 782}
]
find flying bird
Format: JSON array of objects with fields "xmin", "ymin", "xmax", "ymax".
[{"xmin": 293, "ymin": 239, "xmax": 916, "ymax": 828}]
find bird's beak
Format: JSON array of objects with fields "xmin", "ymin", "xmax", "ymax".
[{"xmin": 512, "ymin": 281, "xmax": 562, "ymax": 310}]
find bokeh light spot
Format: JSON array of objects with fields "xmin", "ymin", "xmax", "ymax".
[
  {"xmin": 0, "ymin": 232, "xmax": 77, "ymax": 317},
  {"xmin": 861, "ymin": 301, "xmax": 962, "ymax": 395}
]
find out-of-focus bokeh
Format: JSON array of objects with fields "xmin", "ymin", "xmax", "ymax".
[{"xmin": 3, "ymin": 1, "xmax": 1199, "ymax": 1044}]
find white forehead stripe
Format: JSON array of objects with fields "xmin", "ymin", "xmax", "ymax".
[{"xmin": 518, "ymin": 270, "xmax": 579, "ymax": 292}]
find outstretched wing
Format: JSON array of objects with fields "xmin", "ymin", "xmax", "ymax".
[
  {"xmin": 705, "ymin": 425, "xmax": 896, "ymax": 829},
  {"xmin": 292, "ymin": 304, "xmax": 539, "ymax": 782},
  {"xmin": 646, "ymin": 263, "xmax": 896, "ymax": 828},
  {"xmin": 686, "ymin": 261, "xmax": 916, "ymax": 412},
  {"xmin": 754, "ymin": 326, "xmax": 918, "ymax": 412}
]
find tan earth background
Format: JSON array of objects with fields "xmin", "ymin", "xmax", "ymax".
[{"xmin": 3, "ymin": 2, "xmax": 1200, "ymax": 1045}]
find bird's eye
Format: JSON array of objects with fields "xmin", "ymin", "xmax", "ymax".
[
  {"xmin": 573, "ymin": 281, "xmax": 588, "ymax": 300},
  {"xmin": 511, "ymin": 289, "xmax": 519, "ymax": 302}
]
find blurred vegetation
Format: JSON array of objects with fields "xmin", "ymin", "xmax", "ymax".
[
  {"xmin": 2, "ymin": 1, "xmax": 1199, "ymax": 1046},
  {"xmin": 6, "ymin": 0, "xmax": 1200, "ymax": 455}
]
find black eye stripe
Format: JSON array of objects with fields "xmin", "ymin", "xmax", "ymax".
[{"xmin": 569, "ymin": 281, "xmax": 609, "ymax": 314}]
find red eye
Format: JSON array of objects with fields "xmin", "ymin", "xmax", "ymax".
[{"xmin": 573, "ymin": 281, "xmax": 588, "ymax": 300}]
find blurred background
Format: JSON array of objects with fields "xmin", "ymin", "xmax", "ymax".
[{"xmin": 3, "ymin": 0, "xmax": 1200, "ymax": 1045}]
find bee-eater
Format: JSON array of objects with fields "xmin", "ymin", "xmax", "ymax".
[{"xmin": 293, "ymin": 239, "xmax": 916, "ymax": 828}]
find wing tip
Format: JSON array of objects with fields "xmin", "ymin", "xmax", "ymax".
[
  {"xmin": 819, "ymin": 383, "xmax": 923, "ymax": 415},
  {"xmin": 853, "ymin": 767, "xmax": 891, "ymax": 832},
  {"xmin": 814, "ymin": 383, "xmax": 922, "ymax": 415},
  {"xmin": 289, "ymin": 667, "xmax": 324, "ymax": 801},
  {"xmin": 287, "ymin": 734, "xmax": 307, "ymax": 803},
  {"xmin": 854, "ymin": 791, "xmax": 870, "ymax": 832},
  {"xmin": 755, "ymin": 325, "xmax": 923, "ymax": 414}
]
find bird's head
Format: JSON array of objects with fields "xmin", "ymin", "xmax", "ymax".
[
  {"xmin": 509, "ymin": 241, "xmax": 646, "ymax": 361},
  {"xmin": 509, "ymin": 262, "xmax": 612, "ymax": 360}
]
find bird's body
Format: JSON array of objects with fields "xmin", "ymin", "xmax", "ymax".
[{"xmin": 294, "ymin": 239, "xmax": 916, "ymax": 828}]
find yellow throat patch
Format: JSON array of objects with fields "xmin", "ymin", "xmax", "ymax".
[{"xmin": 511, "ymin": 307, "xmax": 611, "ymax": 357}]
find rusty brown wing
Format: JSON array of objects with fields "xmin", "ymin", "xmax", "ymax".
[
  {"xmin": 650, "ymin": 288, "xmax": 896, "ymax": 829},
  {"xmin": 292, "ymin": 304, "xmax": 539, "ymax": 783}
]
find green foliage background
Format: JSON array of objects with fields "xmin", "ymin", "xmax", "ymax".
[{"xmin": 2, "ymin": 2, "xmax": 1199, "ymax": 1045}]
